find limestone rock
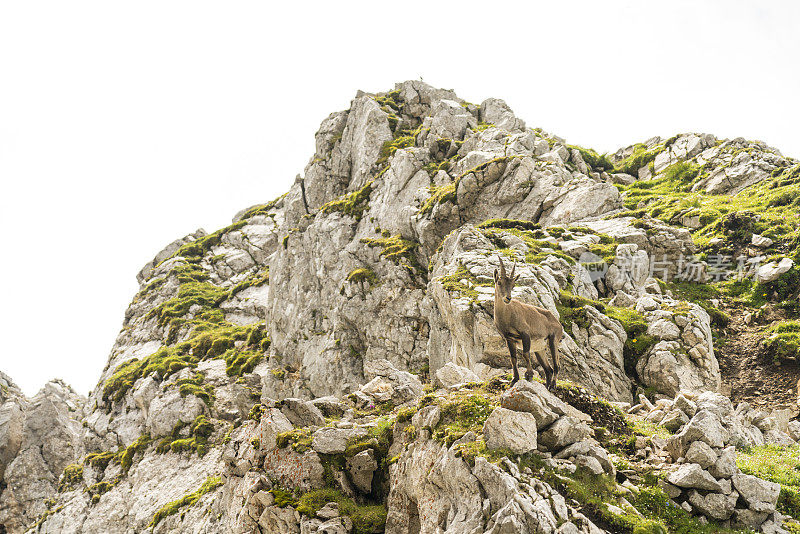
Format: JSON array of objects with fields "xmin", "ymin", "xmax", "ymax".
[
  {"xmin": 666, "ymin": 463, "xmax": 722, "ymax": 492},
  {"xmin": 732, "ymin": 473, "xmax": 780, "ymax": 513},
  {"xmin": 346, "ymin": 449, "xmax": 378, "ymax": 494},
  {"xmin": 312, "ymin": 427, "xmax": 368, "ymax": 455},
  {"xmin": 483, "ymin": 407, "xmax": 538, "ymax": 454},
  {"xmin": 538, "ymin": 416, "xmax": 592, "ymax": 452},
  {"xmin": 435, "ymin": 362, "xmax": 480, "ymax": 388}
]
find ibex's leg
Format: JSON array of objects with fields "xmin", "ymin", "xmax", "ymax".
[
  {"xmin": 505, "ymin": 336, "xmax": 519, "ymax": 384},
  {"xmin": 532, "ymin": 348, "xmax": 553, "ymax": 389},
  {"xmin": 548, "ymin": 334, "xmax": 560, "ymax": 390},
  {"xmin": 520, "ymin": 333, "xmax": 534, "ymax": 381}
]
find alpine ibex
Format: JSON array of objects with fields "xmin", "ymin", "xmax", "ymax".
[{"xmin": 493, "ymin": 255, "xmax": 563, "ymax": 389}]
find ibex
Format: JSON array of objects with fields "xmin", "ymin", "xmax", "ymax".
[{"xmin": 493, "ymin": 255, "xmax": 563, "ymax": 389}]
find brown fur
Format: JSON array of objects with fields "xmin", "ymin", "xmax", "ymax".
[{"xmin": 493, "ymin": 255, "xmax": 563, "ymax": 388}]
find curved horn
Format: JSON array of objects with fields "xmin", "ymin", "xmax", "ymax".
[
  {"xmin": 511, "ymin": 259, "xmax": 516, "ymax": 279},
  {"xmin": 497, "ymin": 254, "xmax": 507, "ymax": 278}
]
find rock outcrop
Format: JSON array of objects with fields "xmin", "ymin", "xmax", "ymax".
[{"xmin": 2, "ymin": 81, "xmax": 799, "ymax": 533}]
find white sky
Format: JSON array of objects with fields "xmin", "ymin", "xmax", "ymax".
[{"xmin": 1, "ymin": 1, "xmax": 798, "ymax": 397}]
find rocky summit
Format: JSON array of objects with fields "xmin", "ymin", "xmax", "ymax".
[{"xmin": 2, "ymin": 81, "xmax": 800, "ymax": 534}]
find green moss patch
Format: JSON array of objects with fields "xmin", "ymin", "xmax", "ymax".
[
  {"xmin": 103, "ymin": 322, "xmax": 266, "ymax": 404},
  {"xmin": 361, "ymin": 234, "xmax": 424, "ymax": 280},
  {"xmin": 156, "ymin": 415, "xmax": 214, "ymax": 457},
  {"xmin": 568, "ymin": 144, "xmax": 614, "ymax": 172},
  {"xmin": 149, "ymin": 475, "xmax": 223, "ymax": 527},
  {"xmin": 320, "ymin": 180, "xmax": 374, "ymax": 221},
  {"xmin": 58, "ymin": 464, "xmax": 84, "ymax": 492},
  {"xmin": 433, "ymin": 393, "xmax": 496, "ymax": 446},
  {"xmin": 239, "ymin": 194, "xmax": 286, "ymax": 220},
  {"xmin": 346, "ymin": 267, "xmax": 378, "ymax": 287},
  {"xmin": 764, "ymin": 321, "xmax": 800, "ymax": 363},
  {"xmin": 276, "ymin": 428, "xmax": 314, "ymax": 453},
  {"xmin": 614, "ymin": 143, "xmax": 665, "ymax": 176},
  {"xmin": 604, "ymin": 306, "xmax": 657, "ymax": 377},
  {"xmin": 294, "ymin": 488, "xmax": 387, "ymax": 534},
  {"xmin": 477, "ymin": 218, "xmax": 541, "ymax": 232}
]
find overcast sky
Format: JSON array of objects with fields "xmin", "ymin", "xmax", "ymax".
[{"xmin": 1, "ymin": 1, "xmax": 798, "ymax": 396}]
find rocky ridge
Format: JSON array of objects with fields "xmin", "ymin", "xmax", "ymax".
[{"xmin": 1, "ymin": 81, "xmax": 799, "ymax": 533}]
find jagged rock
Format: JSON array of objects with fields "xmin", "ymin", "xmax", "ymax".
[
  {"xmin": 281, "ymin": 398, "xmax": 326, "ymax": 428},
  {"xmin": 752, "ymin": 234, "xmax": 774, "ymax": 248},
  {"xmin": 733, "ymin": 509, "xmax": 770, "ymax": 530},
  {"xmin": 709, "ymin": 446, "xmax": 738, "ymax": 479},
  {"xmin": 674, "ymin": 393, "xmax": 697, "ymax": 417},
  {"xmin": 687, "ymin": 489, "xmax": 737, "ymax": 520},
  {"xmin": 262, "ymin": 448, "xmax": 325, "ymax": 491},
  {"xmin": 346, "ymin": 449, "xmax": 377, "ymax": 493},
  {"xmin": 309, "ymin": 396, "xmax": 347, "ymax": 418},
  {"xmin": 666, "ymin": 463, "xmax": 722, "ymax": 492},
  {"xmin": 685, "ymin": 440, "xmax": 718, "ymax": 469},
  {"xmin": 8, "ymin": 82, "xmax": 797, "ymax": 534},
  {"xmin": 146, "ymin": 387, "xmax": 205, "ymax": 436},
  {"xmin": 435, "ymin": 362, "xmax": 480, "ymax": 388},
  {"xmin": 500, "ymin": 381, "xmax": 559, "ymax": 427},
  {"xmin": 732, "ymin": 473, "xmax": 780, "ymax": 513},
  {"xmin": 428, "ymin": 226, "xmax": 632, "ymax": 403},
  {"xmin": 363, "ymin": 359, "xmax": 423, "ymax": 404},
  {"xmin": 667, "ymin": 410, "xmax": 727, "ymax": 459},
  {"xmin": 483, "ymin": 408, "xmax": 538, "ymax": 454},
  {"xmin": 660, "ymin": 408, "xmax": 689, "ymax": 432},
  {"xmin": 260, "ymin": 408, "xmax": 294, "ymax": 450},
  {"xmin": 411, "ymin": 405, "xmax": 441, "ymax": 430},
  {"xmin": 311, "ymin": 427, "xmax": 368, "ymax": 455},
  {"xmin": 755, "ymin": 258, "xmax": 794, "ymax": 283},
  {"xmin": 538, "ymin": 416, "xmax": 592, "ymax": 452}
]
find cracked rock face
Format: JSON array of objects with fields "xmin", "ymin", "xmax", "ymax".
[{"xmin": 2, "ymin": 81, "xmax": 796, "ymax": 534}]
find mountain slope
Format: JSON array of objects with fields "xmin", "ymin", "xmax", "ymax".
[{"xmin": 1, "ymin": 81, "xmax": 799, "ymax": 534}]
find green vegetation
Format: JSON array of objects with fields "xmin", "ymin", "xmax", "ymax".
[
  {"xmin": 540, "ymin": 466, "xmax": 748, "ymax": 534},
  {"xmin": 361, "ymin": 234, "xmax": 424, "ymax": 280},
  {"xmin": 119, "ymin": 434, "xmax": 152, "ymax": 474},
  {"xmin": 228, "ymin": 267, "xmax": 269, "ymax": 298},
  {"xmin": 58, "ymin": 464, "xmax": 84, "ymax": 492},
  {"xmin": 605, "ymin": 306, "xmax": 658, "ymax": 376},
  {"xmin": 618, "ymin": 161, "xmax": 800, "ymax": 279},
  {"xmin": 433, "ymin": 394, "xmax": 495, "ymax": 446},
  {"xmin": 556, "ymin": 291, "xmax": 606, "ymax": 330},
  {"xmin": 477, "ymin": 218, "xmax": 541, "ymax": 232},
  {"xmin": 614, "ymin": 143, "xmax": 665, "ymax": 176},
  {"xmin": 238, "ymin": 194, "xmax": 286, "ymax": 220},
  {"xmin": 738, "ymin": 445, "xmax": 800, "ymax": 522},
  {"xmin": 103, "ymin": 322, "xmax": 267, "ymax": 403},
  {"xmin": 85, "ymin": 451, "xmax": 116, "ymax": 471},
  {"xmin": 346, "ymin": 267, "xmax": 379, "ymax": 287},
  {"xmin": 156, "ymin": 415, "xmax": 214, "ymax": 457},
  {"xmin": 377, "ymin": 134, "xmax": 416, "ymax": 165},
  {"xmin": 660, "ymin": 281, "xmax": 730, "ymax": 328},
  {"xmin": 437, "ymin": 263, "xmax": 492, "ymax": 304},
  {"xmin": 86, "ymin": 476, "xmax": 122, "ymax": 504},
  {"xmin": 477, "ymin": 224, "xmax": 574, "ymax": 265},
  {"xmin": 294, "ymin": 488, "xmax": 387, "ymax": 534},
  {"xmin": 149, "ymin": 476, "xmax": 223, "ymax": 527},
  {"xmin": 177, "ymin": 373, "xmax": 215, "ymax": 406},
  {"xmin": 764, "ymin": 320, "xmax": 800, "ymax": 363},
  {"xmin": 568, "ymin": 144, "xmax": 614, "ymax": 172},
  {"xmin": 320, "ymin": 180, "xmax": 374, "ymax": 221},
  {"xmin": 276, "ymin": 427, "xmax": 314, "ymax": 453}
]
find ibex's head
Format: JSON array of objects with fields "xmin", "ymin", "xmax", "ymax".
[{"xmin": 494, "ymin": 255, "xmax": 518, "ymax": 304}]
